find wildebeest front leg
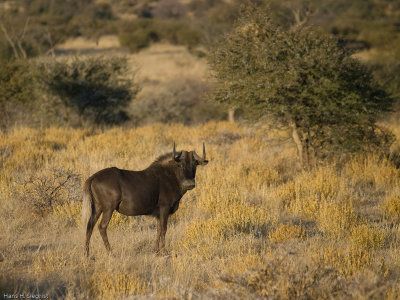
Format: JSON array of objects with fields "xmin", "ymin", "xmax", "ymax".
[
  {"xmin": 98, "ymin": 209, "xmax": 114, "ymax": 253},
  {"xmin": 155, "ymin": 206, "xmax": 169, "ymax": 252}
]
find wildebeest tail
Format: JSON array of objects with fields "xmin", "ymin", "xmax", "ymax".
[{"xmin": 82, "ymin": 177, "xmax": 95, "ymax": 232}]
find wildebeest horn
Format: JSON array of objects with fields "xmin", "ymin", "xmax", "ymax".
[
  {"xmin": 173, "ymin": 142, "xmax": 176, "ymax": 159},
  {"xmin": 193, "ymin": 143, "xmax": 208, "ymax": 165}
]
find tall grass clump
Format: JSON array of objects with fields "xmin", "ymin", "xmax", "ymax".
[
  {"xmin": 381, "ymin": 194, "xmax": 400, "ymax": 223},
  {"xmin": 85, "ymin": 272, "xmax": 148, "ymax": 299},
  {"xmin": 276, "ymin": 166, "xmax": 348, "ymax": 219},
  {"xmin": 345, "ymin": 154, "xmax": 400, "ymax": 190}
]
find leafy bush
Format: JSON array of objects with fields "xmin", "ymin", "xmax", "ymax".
[
  {"xmin": 118, "ymin": 19, "xmax": 202, "ymax": 52},
  {"xmin": 38, "ymin": 56, "xmax": 139, "ymax": 126},
  {"xmin": 118, "ymin": 19, "xmax": 159, "ymax": 52},
  {"xmin": 0, "ymin": 59, "xmax": 33, "ymax": 105},
  {"xmin": 0, "ymin": 59, "xmax": 36, "ymax": 128},
  {"xmin": 0, "ymin": 56, "xmax": 138, "ymax": 128},
  {"xmin": 370, "ymin": 51, "xmax": 400, "ymax": 114}
]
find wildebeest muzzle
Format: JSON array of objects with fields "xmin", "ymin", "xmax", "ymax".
[{"xmin": 182, "ymin": 179, "xmax": 196, "ymax": 191}]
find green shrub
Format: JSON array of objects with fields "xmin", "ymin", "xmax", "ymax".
[
  {"xmin": 0, "ymin": 56, "xmax": 139, "ymax": 129},
  {"xmin": 0, "ymin": 59, "xmax": 35, "ymax": 128},
  {"xmin": 38, "ymin": 56, "xmax": 139, "ymax": 126}
]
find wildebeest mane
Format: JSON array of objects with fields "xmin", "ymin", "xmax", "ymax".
[{"xmin": 151, "ymin": 151, "xmax": 181, "ymax": 166}]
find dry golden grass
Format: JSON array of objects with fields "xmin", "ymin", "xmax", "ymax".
[
  {"xmin": 382, "ymin": 194, "xmax": 400, "ymax": 223},
  {"xmin": 56, "ymin": 35, "xmax": 121, "ymax": 50},
  {"xmin": 130, "ymin": 43, "xmax": 210, "ymax": 120},
  {"xmin": 132, "ymin": 43, "xmax": 209, "ymax": 84},
  {"xmin": 1, "ymin": 121, "xmax": 400, "ymax": 298}
]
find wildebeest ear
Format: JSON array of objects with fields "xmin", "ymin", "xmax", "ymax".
[
  {"xmin": 193, "ymin": 152, "xmax": 208, "ymax": 165},
  {"xmin": 198, "ymin": 159, "xmax": 208, "ymax": 165},
  {"xmin": 175, "ymin": 151, "xmax": 182, "ymax": 162}
]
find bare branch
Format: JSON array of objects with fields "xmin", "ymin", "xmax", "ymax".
[
  {"xmin": 17, "ymin": 40, "xmax": 27, "ymax": 59},
  {"xmin": 19, "ymin": 17, "xmax": 30, "ymax": 41},
  {"xmin": 16, "ymin": 17, "xmax": 31, "ymax": 59},
  {"xmin": 46, "ymin": 29, "xmax": 56, "ymax": 58},
  {"xmin": 0, "ymin": 22, "xmax": 20, "ymax": 59},
  {"xmin": 292, "ymin": 8, "xmax": 302, "ymax": 25},
  {"xmin": 287, "ymin": 3, "xmax": 319, "ymax": 29}
]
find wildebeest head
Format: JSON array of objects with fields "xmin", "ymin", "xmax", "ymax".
[{"xmin": 172, "ymin": 143, "xmax": 208, "ymax": 192}]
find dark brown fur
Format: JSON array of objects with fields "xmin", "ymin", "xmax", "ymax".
[{"xmin": 82, "ymin": 147, "xmax": 208, "ymax": 256}]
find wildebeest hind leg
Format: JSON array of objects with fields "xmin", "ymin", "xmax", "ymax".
[
  {"xmin": 154, "ymin": 219, "xmax": 161, "ymax": 252},
  {"xmin": 98, "ymin": 209, "xmax": 114, "ymax": 253},
  {"xmin": 85, "ymin": 210, "xmax": 102, "ymax": 257}
]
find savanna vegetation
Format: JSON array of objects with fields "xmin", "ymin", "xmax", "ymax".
[
  {"xmin": 1, "ymin": 123, "xmax": 400, "ymax": 298},
  {"xmin": 1, "ymin": 0, "xmax": 400, "ymax": 299}
]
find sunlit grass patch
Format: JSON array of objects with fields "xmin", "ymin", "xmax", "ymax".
[
  {"xmin": 316, "ymin": 200, "xmax": 359, "ymax": 238},
  {"xmin": 31, "ymin": 249, "xmax": 69, "ymax": 275},
  {"xmin": 244, "ymin": 255, "xmax": 343, "ymax": 299},
  {"xmin": 108, "ymin": 212, "xmax": 133, "ymax": 228},
  {"xmin": 85, "ymin": 272, "xmax": 148, "ymax": 299},
  {"xmin": 179, "ymin": 203, "xmax": 275, "ymax": 258},
  {"xmin": 310, "ymin": 244, "xmax": 375, "ymax": 276},
  {"xmin": 239, "ymin": 161, "xmax": 282, "ymax": 190},
  {"xmin": 385, "ymin": 286, "xmax": 400, "ymax": 300},
  {"xmin": 53, "ymin": 202, "xmax": 82, "ymax": 227},
  {"xmin": 382, "ymin": 194, "xmax": 400, "ymax": 223},
  {"xmin": 350, "ymin": 224, "xmax": 387, "ymax": 249},
  {"xmin": 268, "ymin": 223, "xmax": 306, "ymax": 243},
  {"xmin": 221, "ymin": 251, "xmax": 267, "ymax": 278},
  {"xmin": 345, "ymin": 154, "xmax": 400, "ymax": 190},
  {"xmin": 0, "ymin": 129, "xmax": 53, "ymax": 171},
  {"xmin": 274, "ymin": 166, "xmax": 349, "ymax": 219}
]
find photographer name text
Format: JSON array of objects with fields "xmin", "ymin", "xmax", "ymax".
[{"xmin": 3, "ymin": 294, "xmax": 48, "ymax": 299}]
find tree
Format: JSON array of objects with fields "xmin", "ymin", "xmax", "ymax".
[{"xmin": 209, "ymin": 8, "xmax": 394, "ymax": 166}]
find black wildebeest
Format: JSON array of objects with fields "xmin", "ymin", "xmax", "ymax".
[{"xmin": 82, "ymin": 143, "xmax": 208, "ymax": 256}]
